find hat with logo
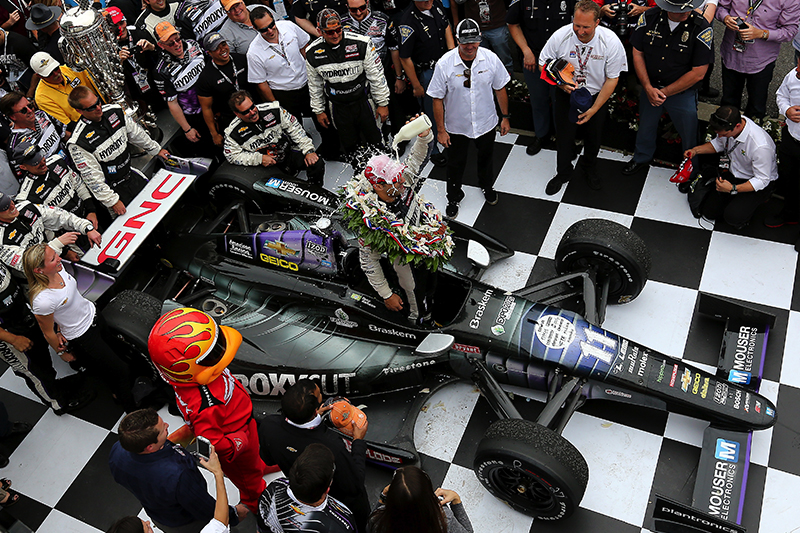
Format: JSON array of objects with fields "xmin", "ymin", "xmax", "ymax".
[
  {"xmin": 364, "ymin": 154, "xmax": 407, "ymax": 186},
  {"xmin": 654, "ymin": 0, "xmax": 703, "ymax": 13},
  {"xmin": 568, "ymin": 87, "xmax": 592, "ymax": 123},
  {"xmin": 154, "ymin": 20, "xmax": 180, "ymax": 43},
  {"xmin": 11, "ymin": 141, "xmax": 45, "ymax": 167},
  {"xmin": 203, "ymin": 32, "xmax": 226, "ymax": 51},
  {"xmin": 25, "ymin": 4, "xmax": 61, "ymax": 30},
  {"xmin": 221, "ymin": 0, "xmax": 244, "ymax": 10},
  {"xmin": 455, "ymin": 18, "xmax": 481, "ymax": 44},
  {"xmin": 0, "ymin": 192, "xmax": 11, "ymax": 212},
  {"xmin": 105, "ymin": 6, "xmax": 126, "ymax": 24},
  {"xmin": 317, "ymin": 8, "xmax": 341, "ymax": 30},
  {"xmin": 30, "ymin": 52, "xmax": 60, "ymax": 77}
]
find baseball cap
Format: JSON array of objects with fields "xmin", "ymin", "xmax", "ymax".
[
  {"xmin": 105, "ymin": 6, "xmax": 125, "ymax": 24},
  {"xmin": 455, "ymin": 18, "xmax": 481, "ymax": 44},
  {"xmin": 11, "ymin": 141, "xmax": 45, "ymax": 167},
  {"xmin": 364, "ymin": 154, "xmax": 407, "ymax": 185},
  {"xmin": 317, "ymin": 8, "xmax": 341, "ymax": 30},
  {"xmin": 569, "ymin": 87, "xmax": 592, "ymax": 124},
  {"xmin": 654, "ymin": 0, "xmax": 703, "ymax": 13},
  {"xmin": 30, "ymin": 52, "xmax": 60, "ymax": 77},
  {"xmin": 0, "ymin": 193, "xmax": 11, "ymax": 212},
  {"xmin": 154, "ymin": 21, "xmax": 180, "ymax": 43},
  {"xmin": 221, "ymin": 0, "xmax": 244, "ymax": 10},
  {"xmin": 203, "ymin": 32, "xmax": 226, "ymax": 51}
]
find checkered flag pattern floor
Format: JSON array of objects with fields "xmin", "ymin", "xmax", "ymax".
[{"xmin": 2, "ymin": 133, "xmax": 799, "ymax": 533}]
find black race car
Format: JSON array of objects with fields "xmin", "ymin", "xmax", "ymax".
[{"xmin": 81, "ymin": 168, "xmax": 774, "ymax": 526}]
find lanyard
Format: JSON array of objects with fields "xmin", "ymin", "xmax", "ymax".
[
  {"xmin": 212, "ymin": 57, "xmax": 240, "ymax": 91},
  {"xmin": 746, "ymin": 0, "xmax": 764, "ymax": 18},
  {"xmin": 268, "ymin": 36, "xmax": 289, "ymax": 64}
]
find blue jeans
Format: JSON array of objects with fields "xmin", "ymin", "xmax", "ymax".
[
  {"xmin": 523, "ymin": 66, "xmax": 556, "ymax": 139},
  {"xmin": 633, "ymin": 88, "xmax": 699, "ymax": 164},
  {"xmin": 481, "ymin": 26, "xmax": 513, "ymax": 74}
]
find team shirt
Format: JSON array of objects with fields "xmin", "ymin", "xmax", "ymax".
[
  {"xmin": 710, "ymin": 117, "xmax": 778, "ymax": 190},
  {"xmin": 776, "ymin": 66, "xmax": 800, "ymax": 143},
  {"xmin": 257, "ymin": 478, "xmax": 356, "ymax": 533},
  {"xmin": 154, "ymin": 39, "xmax": 206, "ymax": 114},
  {"xmin": 247, "ymin": 21, "xmax": 310, "ymax": 90},
  {"xmin": 175, "ymin": 0, "xmax": 227, "ymax": 40}
]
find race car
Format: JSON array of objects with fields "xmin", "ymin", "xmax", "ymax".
[{"xmin": 72, "ymin": 167, "xmax": 776, "ymax": 526}]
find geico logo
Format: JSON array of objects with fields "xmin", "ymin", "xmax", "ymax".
[{"xmin": 260, "ymin": 253, "xmax": 298, "ymax": 271}]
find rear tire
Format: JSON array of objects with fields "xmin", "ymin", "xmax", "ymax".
[
  {"xmin": 473, "ymin": 419, "xmax": 588, "ymax": 520},
  {"xmin": 555, "ymin": 219, "xmax": 650, "ymax": 304}
]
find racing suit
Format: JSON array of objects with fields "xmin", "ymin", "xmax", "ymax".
[
  {"xmin": 223, "ymin": 102, "xmax": 325, "ymax": 184},
  {"xmin": 258, "ymin": 478, "xmax": 356, "ymax": 533},
  {"xmin": 174, "ymin": 0, "xmax": 226, "ymax": 41},
  {"xmin": 7, "ymin": 110, "xmax": 69, "ymax": 180},
  {"xmin": 171, "ymin": 368, "xmax": 267, "ymax": 512},
  {"xmin": 67, "ymin": 104, "xmax": 162, "ymax": 212},
  {"xmin": 305, "ymin": 31, "xmax": 390, "ymax": 153},
  {"xmin": 358, "ymin": 131, "xmax": 436, "ymax": 322},
  {"xmin": 16, "ymin": 155, "xmax": 96, "ymax": 217},
  {"xmin": 0, "ymin": 201, "xmax": 94, "ymax": 272}
]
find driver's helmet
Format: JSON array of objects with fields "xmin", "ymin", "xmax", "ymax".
[
  {"xmin": 364, "ymin": 154, "xmax": 407, "ymax": 186},
  {"xmin": 147, "ymin": 308, "xmax": 242, "ymax": 385}
]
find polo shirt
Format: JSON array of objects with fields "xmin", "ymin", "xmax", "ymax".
[
  {"xmin": 777, "ymin": 66, "xmax": 800, "ymax": 143},
  {"xmin": 710, "ymin": 117, "xmax": 778, "ymax": 190},
  {"xmin": 246, "ymin": 20, "xmax": 310, "ymax": 90},
  {"xmin": 538, "ymin": 24, "xmax": 627, "ymax": 95},
  {"xmin": 218, "ymin": 14, "xmax": 258, "ymax": 54},
  {"xmin": 427, "ymin": 47, "xmax": 510, "ymax": 139},
  {"xmin": 195, "ymin": 53, "xmax": 248, "ymax": 116},
  {"xmin": 34, "ymin": 66, "xmax": 102, "ymax": 125}
]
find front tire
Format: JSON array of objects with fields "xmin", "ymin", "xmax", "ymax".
[
  {"xmin": 555, "ymin": 218, "xmax": 650, "ymax": 304},
  {"xmin": 473, "ymin": 419, "xmax": 588, "ymax": 520}
]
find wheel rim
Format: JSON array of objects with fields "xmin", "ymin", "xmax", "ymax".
[
  {"xmin": 566, "ymin": 256, "xmax": 627, "ymax": 296},
  {"xmin": 488, "ymin": 464, "xmax": 562, "ymax": 514}
]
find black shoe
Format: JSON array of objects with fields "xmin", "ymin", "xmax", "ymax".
[
  {"xmin": 622, "ymin": 159, "xmax": 649, "ymax": 176},
  {"xmin": 546, "ymin": 175, "xmax": 568, "ymax": 195},
  {"xmin": 526, "ymin": 137, "xmax": 542, "ymax": 156},
  {"xmin": 678, "ymin": 181, "xmax": 692, "ymax": 194},
  {"xmin": 431, "ymin": 153, "xmax": 447, "ymax": 167},
  {"xmin": 446, "ymin": 201, "xmax": 459, "ymax": 218},
  {"xmin": 699, "ymin": 87, "xmax": 720, "ymax": 99},
  {"xmin": 0, "ymin": 455, "xmax": 8, "ymax": 469},
  {"xmin": 5, "ymin": 422, "xmax": 31, "ymax": 438},
  {"xmin": 483, "ymin": 189, "xmax": 499, "ymax": 205},
  {"xmin": 586, "ymin": 169, "xmax": 602, "ymax": 190},
  {"xmin": 764, "ymin": 214, "xmax": 799, "ymax": 228},
  {"xmin": 54, "ymin": 389, "xmax": 96, "ymax": 416}
]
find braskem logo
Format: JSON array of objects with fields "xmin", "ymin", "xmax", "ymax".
[
  {"xmin": 714, "ymin": 439, "xmax": 739, "ymax": 462},
  {"xmin": 728, "ymin": 369, "xmax": 751, "ymax": 385}
]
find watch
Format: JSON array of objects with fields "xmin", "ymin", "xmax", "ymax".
[
  {"xmin": 730, "ymin": 184, "xmax": 738, "ymax": 195},
  {"xmin": 501, "ymin": 114, "xmax": 511, "ymax": 119},
  {"xmin": 86, "ymin": 225, "xmax": 95, "ymax": 233},
  {"xmin": 762, "ymin": 30, "xmax": 768, "ymax": 40}
]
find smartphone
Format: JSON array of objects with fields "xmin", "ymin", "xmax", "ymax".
[
  {"xmin": 195, "ymin": 435, "xmax": 211, "ymax": 460},
  {"xmin": 736, "ymin": 17, "xmax": 748, "ymax": 30}
]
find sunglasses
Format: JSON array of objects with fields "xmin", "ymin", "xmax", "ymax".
[
  {"xmin": 79, "ymin": 99, "xmax": 102, "ymax": 112},
  {"xmin": 322, "ymin": 27, "xmax": 342, "ymax": 35},
  {"xmin": 12, "ymin": 104, "xmax": 33, "ymax": 115},
  {"xmin": 164, "ymin": 36, "xmax": 181, "ymax": 46},
  {"xmin": 349, "ymin": 4, "xmax": 368, "ymax": 12},
  {"xmin": 237, "ymin": 102, "xmax": 258, "ymax": 115},
  {"xmin": 257, "ymin": 20, "xmax": 276, "ymax": 33},
  {"xmin": 463, "ymin": 68, "xmax": 471, "ymax": 88}
]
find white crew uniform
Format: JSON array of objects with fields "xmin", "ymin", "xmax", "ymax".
[
  {"xmin": 246, "ymin": 20, "xmax": 310, "ymax": 90},
  {"xmin": 777, "ymin": 68, "xmax": 800, "ymax": 144},
  {"xmin": 710, "ymin": 117, "xmax": 777, "ymax": 191},
  {"xmin": 776, "ymin": 66, "xmax": 800, "ymax": 225}
]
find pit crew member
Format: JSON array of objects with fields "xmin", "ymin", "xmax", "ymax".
[
  {"xmin": 67, "ymin": 86, "xmax": 169, "ymax": 217},
  {"xmin": 224, "ymin": 90, "xmax": 325, "ymax": 185},
  {"xmin": 174, "ymin": 0, "xmax": 227, "ymax": 41},
  {"xmin": 341, "ymin": 116, "xmax": 452, "ymax": 324},
  {"xmin": 148, "ymin": 308, "xmax": 269, "ymax": 513},
  {"xmin": 306, "ymin": 8, "xmax": 391, "ymax": 157},
  {"xmin": 0, "ymin": 193, "xmax": 101, "ymax": 271}
]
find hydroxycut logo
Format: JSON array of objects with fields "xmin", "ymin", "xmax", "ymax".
[
  {"xmin": 714, "ymin": 439, "xmax": 739, "ymax": 462},
  {"xmin": 728, "ymin": 369, "xmax": 751, "ymax": 385}
]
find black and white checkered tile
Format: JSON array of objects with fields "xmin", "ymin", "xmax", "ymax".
[{"xmin": 2, "ymin": 132, "xmax": 799, "ymax": 533}]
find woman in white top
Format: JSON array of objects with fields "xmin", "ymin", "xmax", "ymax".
[{"xmin": 22, "ymin": 243, "xmax": 135, "ymax": 411}]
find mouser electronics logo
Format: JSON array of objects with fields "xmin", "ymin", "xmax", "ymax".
[
  {"xmin": 728, "ymin": 369, "xmax": 751, "ymax": 385},
  {"xmin": 715, "ymin": 439, "xmax": 739, "ymax": 462},
  {"xmin": 469, "ymin": 289, "xmax": 493, "ymax": 329},
  {"xmin": 733, "ymin": 325, "xmax": 756, "ymax": 373},
  {"xmin": 263, "ymin": 178, "xmax": 331, "ymax": 206},
  {"xmin": 709, "ymin": 439, "xmax": 739, "ymax": 521}
]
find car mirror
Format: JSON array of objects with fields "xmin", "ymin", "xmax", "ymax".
[
  {"xmin": 467, "ymin": 240, "xmax": 490, "ymax": 269},
  {"xmin": 312, "ymin": 217, "xmax": 333, "ymax": 237},
  {"xmin": 414, "ymin": 333, "xmax": 455, "ymax": 357}
]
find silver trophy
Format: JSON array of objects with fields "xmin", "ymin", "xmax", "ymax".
[{"xmin": 58, "ymin": 0, "xmax": 158, "ymax": 130}]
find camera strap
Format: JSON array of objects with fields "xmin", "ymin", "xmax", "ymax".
[{"xmin": 746, "ymin": 0, "xmax": 764, "ymax": 17}]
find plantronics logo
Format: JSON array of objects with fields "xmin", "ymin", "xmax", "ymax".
[{"xmin": 714, "ymin": 439, "xmax": 739, "ymax": 462}]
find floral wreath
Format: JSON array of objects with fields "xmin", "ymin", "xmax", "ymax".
[{"xmin": 340, "ymin": 174, "xmax": 454, "ymax": 271}]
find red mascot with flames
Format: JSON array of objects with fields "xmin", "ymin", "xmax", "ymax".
[{"xmin": 148, "ymin": 307, "xmax": 267, "ymax": 511}]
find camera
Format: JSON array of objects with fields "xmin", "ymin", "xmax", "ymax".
[{"xmin": 609, "ymin": 0, "xmax": 629, "ymax": 37}]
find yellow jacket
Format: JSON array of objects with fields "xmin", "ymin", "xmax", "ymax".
[{"xmin": 34, "ymin": 66, "xmax": 104, "ymax": 125}]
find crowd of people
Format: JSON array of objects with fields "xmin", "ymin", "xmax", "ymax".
[{"xmin": 0, "ymin": 0, "xmax": 795, "ymax": 529}]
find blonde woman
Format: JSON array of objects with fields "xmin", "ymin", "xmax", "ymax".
[{"xmin": 22, "ymin": 243, "xmax": 135, "ymax": 412}]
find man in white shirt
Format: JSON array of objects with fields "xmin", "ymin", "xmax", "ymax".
[
  {"xmin": 538, "ymin": 0, "xmax": 627, "ymax": 194},
  {"xmin": 684, "ymin": 105, "xmax": 778, "ymax": 229},
  {"xmin": 428, "ymin": 18, "xmax": 511, "ymax": 219},
  {"xmin": 767, "ymin": 58, "xmax": 800, "ymax": 245}
]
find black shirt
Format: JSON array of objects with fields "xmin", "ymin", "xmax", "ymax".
[
  {"xmin": 396, "ymin": 1, "xmax": 450, "ymax": 67},
  {"xmin": 505, "ymin": 0, "xmax": 575, "ymax": 56},
  {"xmin": 0, "ymin": 29, "xmax": 35, "ymax": 92},
  {"xmin": 195, "ymin": 53, "xmax": 249, "ymax": 117},
  {"xmin": 630, "ymin": 8, "xmax": 713, "ymax": 89},
  {"xmin": 291, "ymin": 0, "xmax": 348, "ymax": 23}
]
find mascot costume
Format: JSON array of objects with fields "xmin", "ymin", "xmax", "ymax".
[{"xmin": 148, "ymin": 307, "xmax": 267, "ymax": 511}]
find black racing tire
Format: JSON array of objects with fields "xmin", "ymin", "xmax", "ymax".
[
  {"xmin": 473, "ymin": 419, "xmax": 588, "ymax": 520},
  {"xmin": 204, "ymin": 165, "xmax": 269, "ymax": 214},
  {"xmin": 555, "ymin": 218, "xmax": 650, "ymax": 304}
]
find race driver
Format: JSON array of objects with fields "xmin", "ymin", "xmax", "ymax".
[
  {"xmin": 341, "ymin": 115, "xmax": 453, "ymax": 325},
  {"xmin": 148, "ymin": 307, "xmax": 269, "ymax": 513}
]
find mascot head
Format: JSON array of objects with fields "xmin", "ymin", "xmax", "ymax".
[{"xmin": 147, "ymin": 308, "xmax": 242, "ymax": 385}]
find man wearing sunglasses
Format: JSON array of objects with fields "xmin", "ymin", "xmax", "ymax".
[
  {"xmin": 0, "ymin": 92, "xmax": 69, "ymax": 180},
  {"xmin": 223, "ymin": 90, "xmax": 325, "ymax": 185},
  {"xmin": 67, "ymin": 86, "xmax": 168, "ymax": 218},
  {"xmin": 306, "ymin": 8, "xmax": 390, "ymax": 158},
  {"xmin": 218, "ymin": 0, "xmax": 258, "ymax": 54},
  {"xmin": 428, "ymin": 18, "xmax": 510, "ymax": 218}
]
